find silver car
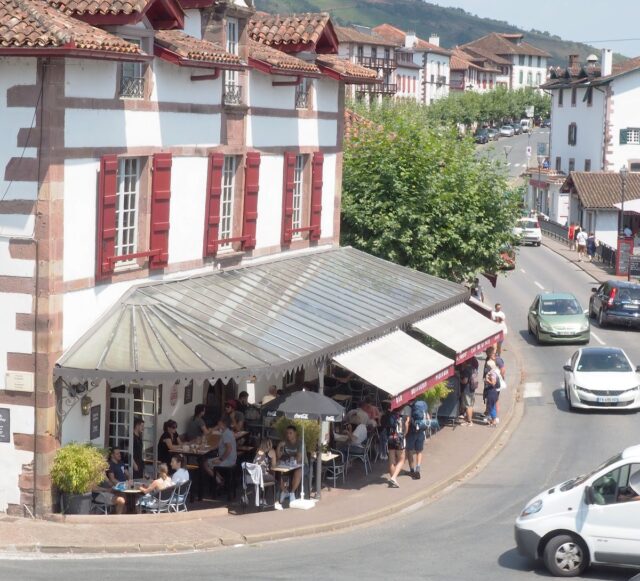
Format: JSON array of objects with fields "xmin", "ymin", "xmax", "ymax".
[{"xmin": 499, "ymin": 125, "xmax": 515, "ymax": 137}]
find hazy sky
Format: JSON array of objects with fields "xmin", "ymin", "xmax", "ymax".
[{"xmin": 428, "ymin": 0, "xmax": 640, "ymax": 57}]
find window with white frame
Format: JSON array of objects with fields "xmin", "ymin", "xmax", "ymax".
[
  {"xmin": 226, "ymin": 18, "xmax": 239, "ymax": 55},
  {"xmin": 219, "ymin": 156, "xmax": 236, "ymax": 247},
  {"xmin": 120, "ymin": 39, "xmax": 144, "ymax": 98},
  {"xmin": 627, "ymin": 128, "xmax": 640, "ymax": 144},
  {"xmin": 292, "ymin": 154, "xmax": 305, "ymax": 233},
  {"xmin": 115, "ymin": 158, "xmax": 140, "ymax": 261},
  {"xmin": 295, "ymin": 78, "xmax": 310, "ymax": 109}
]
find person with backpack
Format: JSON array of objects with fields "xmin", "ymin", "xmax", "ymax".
[
  {"xmin": 406, "ymin": 398, "xmax": 430, "ymax": 479},
  {"xmin": 383, "ymin": 403, "xmax": 411, "ymax": 488},
  {"xmin": 459, "ymin": 357, "xmax": 479, "ymax": 426}
]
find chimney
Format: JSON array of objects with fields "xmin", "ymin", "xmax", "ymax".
[
  {"xmin": 429, "ymin": 33, "xmax": 440, "ymax": 47},
  {"xmin": 405, "ymin": 30, "xmax": 417, "ymax": 48},
  {"xmin": 601, "ymin": 48, "xmax": 613, "ymax": 76},
  {"xmin": 568, "ymin": 54, "xmax": 579, "ymax": 68}
]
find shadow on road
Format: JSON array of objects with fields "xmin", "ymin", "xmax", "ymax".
[{"xmin": 497, "ymin": 548, "xmax": 637, "ymax": 579}]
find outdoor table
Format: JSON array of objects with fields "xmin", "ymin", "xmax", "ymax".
[
  {"xmin": 113, "ymin": 479, "xmax": 150, "ymax": 514},
  {"xmin": 332, "ymin": 394, "xmax": 351, "ymax": 403}
]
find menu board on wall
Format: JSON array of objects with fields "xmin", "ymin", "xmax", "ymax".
[
  {"xmin": 90, "ymin": 405, "xmax": 101, "ymax": 441},
  {"xmin": 630, "ymin": 256, "xmax": 640, "ymax": 278},
  {"xmin": 184, "ymin": 381, "xmax": 193, "ymax": 405},
  {"xmin": 0, "ymin": 408, "xmax": 10, "ymax": 443}
]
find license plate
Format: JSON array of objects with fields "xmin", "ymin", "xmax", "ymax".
[
  {"xmin": 597, "ymin": 396, "xmax": 619, "ymax": 403},
  {"xmin": 624, "ymin": 305, "xmax": 639, "ymax": 310},
  {"xmin": 556, "ymin": 330, "xmax": 575, "ymax": 336}
]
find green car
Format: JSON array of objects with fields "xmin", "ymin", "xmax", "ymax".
[{"xmin": 527, "ymin": 292, "xmax": 591, "ymax": 344}]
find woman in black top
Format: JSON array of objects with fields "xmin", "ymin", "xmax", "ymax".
[{"xmin": 158, "ymin": 420, "xmax": 182, "ymax": 465}]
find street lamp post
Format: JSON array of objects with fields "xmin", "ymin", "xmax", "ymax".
[
  {"xmin": 619, "ymin": 164, "xmax": 628, "ymax": 235},
  {"xmin": 536, "ymin": 155, "xmax": 545, "ymax": 215}
]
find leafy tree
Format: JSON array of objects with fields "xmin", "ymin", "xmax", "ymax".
[{"xmin": 342, "ymin": 101, "xmax": 521, "ymax": 282}]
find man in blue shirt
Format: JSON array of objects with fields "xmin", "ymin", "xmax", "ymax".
[{"xmin": 107, "ymin": 447, "xmax": 129, "ymax": 485}]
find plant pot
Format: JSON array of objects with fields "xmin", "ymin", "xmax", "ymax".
[{"xmin": 62, "ymin": 492, "xmax": 92, "ymax": 515}]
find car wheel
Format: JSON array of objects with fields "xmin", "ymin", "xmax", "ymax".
[
  {"xmin": 565, "ymin": 384, "xmax": 575, "ymax": 411},
  {"xmin": 536, "ymin": 241, "xmax": 541, "ymax": 247},
  {"xmin": 527, "ymin": 322, "xmax": 532, "ymax": 336},
  {"xmin": 588, "ymin": 303, "xmax": 595, "ymax": 319},
  {"xmin": 598, "ymin": 309, "xmax": 607, "ymax": 328},
  {"xmin": 543, "ymin": 534, "xmax": 588, "ymax": 577},
  {"xmin": 535, "ymin": 327, "xmax": 542, "ymax": 344}
]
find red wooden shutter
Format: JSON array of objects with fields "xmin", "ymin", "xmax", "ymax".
[
  {"xmin": 242, "ymin": 152, "xmax": 260, "ymax": 250},
  {"xmin": 149, "ymin": 153, "xmax": 172, "ymax": 269},
  {"xmin": 96, "ymin": 155, "xmax": 118, "ymax": 281},
  {"xmin": 310, "ymin": 152, "xmax": 324, "ymax": 241},
  {"xmin": 203, "ymin": 153, "xmax": 224, "ymax": 257},
  {"xmin": 282, "ymin": 152, "xmax": 296, "ymax": 245}
]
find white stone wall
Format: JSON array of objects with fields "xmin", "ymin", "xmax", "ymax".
[
  {"xmin": 425, "ymin": 53, "xmax": 450, "ymax": 103},
  {"xmin": 594, "ymin": 210, "xmax": 618, "ymax": 247},
  {"xmin": 550, "ymin": 86, "xmax": 605, "ymax": 173},
  {"xmin": 607, "ymin": 70, "xmax": 640, "ymax": 171},
  {"xmin": 0, "ymin": 404, "xmax": 34, "ymax": 512},
  {"xmin": 255, "ymin": 153, "xmax": 284, "ymax": 249},
  {"xmin": 511, "ymin": 54, "xmax": 547, "ymax": 90},
  {"xmin": 395, "ymin": 66, "xmax": 420, "ymax": 100}
]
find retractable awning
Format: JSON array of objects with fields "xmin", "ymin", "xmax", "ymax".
[
  {"xmin": 55, "ymin": 247, "xmax": 467, "ymax": 385},
  {"xmin": 412, "ymin": 303, "xmax": 503, "ymax": 365},
  {"xmin": 333, "ymin": 330, "xmax": 455, "ymax": 410}
]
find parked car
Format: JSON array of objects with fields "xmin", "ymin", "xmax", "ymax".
[
  {"xmin": 527, "ymin": 292, "xmax": 590, "ymax": 344},
  {"xmin": 499, "ymin": 125, "xmax": 515, "ymax": 137},
  {"xmin": 589, "ymin": 280, "xmax": 640, "ymax": 328},
  {"xmin": 510, "ymin": 123, "xmax": 522, "ymax": 135},
  {"xmin": 486, "ymin": 127, "xmax": 499, "ymax": 141},
  {"xmin": 474, "ymin": 129, "xmax": 489, "ymax": 144},
  {"xmin": 512, "ymin": 217, "xmax": 542, "ymax": 246},
  {"xmin": 541, "ymin": 118, "xmax": 551, "ymax": 128},
  {"xmin": 563, "ymin": 346, "xmax": 640, "ymax": 411},
  {"xmin": 515, "ymin": 445, "xmax": 640, "ymax": 577},
  {"xmin": 498, "ymin": 243, "xmax": 516, "ymax": 270},
  {"xmin": 520, "ymin": 118, "xmax": 532, "ymax": 132}
]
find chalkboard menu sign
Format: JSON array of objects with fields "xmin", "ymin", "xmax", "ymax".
[
  {"xmin": 630, "ymin": 255, "xmax": 640, "ymax": 278},
  {"xmin": 0, "ymin": 408, "xmax": 10, "ymax": 443},
  {"xmin": 184, "ymin": 381, "xmax": 193, "ymax": 405},
  {"xmin": 90, "ymin": 405, "xmax": 101, "ymax": 441},
  {"xmin": 616, "ymin": 237, "xmax": 634, "ymax": 276}
]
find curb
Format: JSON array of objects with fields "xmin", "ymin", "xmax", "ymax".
[
  {"xmin": 3, "ymin": 351, "xmax": 526, "ymax": 556},
  {"xmin": 541, "ymin": 237, "xmax": 607, "ymax": 283}
]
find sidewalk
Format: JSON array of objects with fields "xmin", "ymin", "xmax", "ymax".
[
  {"xmin": 0, "ymin": 352, "xmax": 524, "ymax": 556},
  {"xmin": 542, "ymin": 235, "xmax": 634, "ymax": 284}
]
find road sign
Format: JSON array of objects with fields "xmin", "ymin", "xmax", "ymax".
[
  {"xmin": 537, "ymin": 142, "xmax": 548, "ymax": 156},
  {"xmin": 525, "ymin": 106, "xmax": 534, "ymax": 118},
  {"xmin": 526, "ymin": 146, "xmax": 532, "ymax": 157}
]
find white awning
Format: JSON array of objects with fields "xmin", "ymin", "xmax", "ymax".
[
  {"xmin": 333, "ymin": 330, "xmax": 454, "ymax": 410},
  {"xmin": 614, "ymin": 198, "xmax": 640, "ymax": 214},
  {"xmin": 412, "ymin": 303, "xmax": 503, "ymax": 365}
]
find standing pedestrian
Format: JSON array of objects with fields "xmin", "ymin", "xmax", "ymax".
[
  {"xmin": 568, "ymin": 223, "xmax": 576, "ymax": 251},
  {"xmin": 132, "ymin": 416, "xmax": 145, "ymax": 479},
  {"xmin": 484, "ymin": 370, "xmax": 500, "ymax": 427},
  {"xmin": 576, "ymin": 228, "xmax": 588, "ymax": 261},
  {"xmin": 470, "ymin": 277, "xmax": 484, "ymax": 303},
  {"xmin": 586, "ymin": 232, "xmax": 597, "ymax": 262},
  {"xmin": 459, "ymin": 358, "xmax": 479, "ymax": 426},
  {"xmin": 406, "ymin": 398, "xmax": 429, "ymax": 479},
  {"xmin": 383, "ymin": 403, "xmax": 410, "ymax": 488},
  {"xmin": 491, "ymin": 303, "xmax": 507, "ymax": 356}
]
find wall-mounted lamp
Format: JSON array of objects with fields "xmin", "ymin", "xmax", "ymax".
[{"xmin": 81, "ymin": 395, "xmax": 93, "ymax": 416}]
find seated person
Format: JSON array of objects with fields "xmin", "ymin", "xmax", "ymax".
[
  {"xmin": 205, "ymin": 416, "xmax": 237, "ymax": 486},
  {"xmin": 337, "ymin": 422, "xmax": 368, "ymax": 453},
  {"xmin": 170, "ymin": 455, "xmax": 190, "ymax": 485},
  {"xmin": 275, "ymin": 425, "xmax": 304, "ymax": 508},
  {"xmin": 218, "ymin": 400, "xmax": 245, "ymax": 433},
  {"xmin": 103, "ymin": 447, "xmax": 128, "ymax": 514},
  {"xmin": 359, "ymin": 397, "xmax": 381, "ymax": 426},
  {"xmin": 158, "ymin": 420, "xmax": 182, "ymax": 465},
  {"xmin": 185, "ymin": 404, "xmax": 210, "ymax": 441},
  {"xmin": 139, "ymin": 463, "xmax": 173, "ymax": 509},
  {"xmin": 261, "ymin": 385, "xmax": 278, "ymax": 405}
]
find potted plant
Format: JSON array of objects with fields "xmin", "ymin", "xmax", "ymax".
[
  {"xmin": 50, "ymin": 443, "xmax": 108, "ymax": 514},
  {"xmin": 273, "ymin": 417, "xmax": 320, "ymax": 453},
  {"xmin": 419, "ymin": 382, "xmax": 453, "ymax": 416}
]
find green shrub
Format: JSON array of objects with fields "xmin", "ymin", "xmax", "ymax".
[
  {"xmin": 419, "ymin": 382, "xmax": 453, "ymax": 408},
  {"xmin": 273, "ymin": 417, "xmax": 320, "ymax": 453},
  {"xmin": 50, "ymin": 443, "xmax": 109, "ymax": 495}
]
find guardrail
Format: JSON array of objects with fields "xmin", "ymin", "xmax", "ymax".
[
  {"xmin": 540, "ymin": 219, "xmax": 569, "ymax": 244},
  {"xmin": 596, "ymin": 242, "xmax": 617, "ymax": 268}
]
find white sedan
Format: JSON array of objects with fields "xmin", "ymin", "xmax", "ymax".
[
  {"xmin": 499, "ymin": 125, "xmax": 515, "ymax": 137},
  {"xmin": 563, "ymin": 347, "xmax": 640, "ymax": 411}
]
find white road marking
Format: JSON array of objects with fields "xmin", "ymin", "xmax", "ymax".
[
  {"xmin": 507, "ymin": 162, "xmax": 512, "ymax": 166},
  {"xmin": 520, "ymin": 268, "xmax": 526, "ymax": 274},
  {"xmin": 523, "ymin": 382, "xmax": 543, "ymax": 398},
  {"xmin": 591, "ymin": 331, "xmax": 606, "ymax": 345},
  {"xmin": 534, "ymin": 281, "xmax": 545, "ymax": 290}
]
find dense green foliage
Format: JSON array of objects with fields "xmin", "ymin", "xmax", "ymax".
[
  {"xmin": 426, "ymin": 87, "xmax": 551, "ymax": 128},
  {"xmin": 50, "ymin": 443, "xmax": 108, "ymax": 495},
  {"xmin": 273, "ymin": 417, "xmax": 321, "ymax": 452},
  {"xmin": 256, "ymin": 0, "xmax": 626, "ymax": 66},
  {"xmin": 341, "ymin": 101, "xmax": 521, "ymax": 282}
]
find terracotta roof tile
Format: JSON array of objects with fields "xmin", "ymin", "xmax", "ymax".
[
  {"xmin": 335, "ymin": 25, "xmax": 398, "ymax": 48},
  {"xmin": 463, "ymin": 32, "xmax": 550, "ymax": 58},
  {"xmin": 46, "ymin": 0, "xmax": 150, "ymax": 15},
  {"xmin": 155, "ymin": 30, "xmax": 243, "ymax": 66},
  {"xmin": 450, "ymin": 47, "xmax": 499, "ymax": 73},
  {"xmin": 561, "ymin": 172, "xmax": 640, "ymax": 209},
  {"xmin": 248, "ymin": 12, "xmax": 330, "ymax": 48},
  {"xmin": 248, "ymin": 39, "xmax": 320, "ymax": 75},
  {"xmin": 372, "ymin": 23, "xmax": 450, "ymax": 56},
  {"xmin": 316, "ymin": 53, "xmax": 378, "ymax": 82},
  {"xmin": 0, "ymin": 0, "xmax": 142, "ymax": 54}
]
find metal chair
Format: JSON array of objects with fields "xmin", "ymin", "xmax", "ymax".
[
  {"xmin": 322, "ymin": 449, "xmax": 346, "ymax": 487},
  {"xmin": 140, "ymin": 485, "xmax": 176, "ymax": 514},
  {"xmin": 90, "ymin": 491, "xmax": 112, "ymax": 515},
  {"xmin": 169, "ymin": 480, "xmax": 191, "ymax": 512},
  {"xmin": 240, "ymin": 462, "xmax": 275, "ymax": 512},
  {"xmin": 346, "ymin": 435, "xmax": 374, "ymax": 475}
]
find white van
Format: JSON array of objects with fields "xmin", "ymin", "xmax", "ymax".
[
  {"xmin": 515, "ymin": 445, "xmax": 640, "ymax": 577},
  {"xmin": 520, "ymin": 118, "xmax": 532, "ymax": 133}
]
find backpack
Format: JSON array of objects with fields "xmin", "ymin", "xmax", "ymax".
[
  {"xmin": 468, "ymin": 367, "xmax": 479, "ymax": 392},
  {"xmin": 385, "ymin": 412, "xmax": 405, "ymax": 446},
  {"xmin": 411, "ymin": 400, "xmax": 429, "ymax": 432}
]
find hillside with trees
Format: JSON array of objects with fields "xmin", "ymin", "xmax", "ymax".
[{"xmin": 256, "ymin": 0, "xmax": 626, "ymax": 66}]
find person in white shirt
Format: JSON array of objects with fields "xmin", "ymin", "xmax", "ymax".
[
  {"xmin": 491, "ymin": 303, "xmax": 507, "ymax": 356},
  {"xmin": 170, "ymin": 455, "xmax": 190, "ymax": 485},
  {"xmin": 338, "ymin": 422, "xmax": 368, "ymax": 455},
  {"xmin": 576, "ymin": 229, "xmax": 588, "ymax": 261}
]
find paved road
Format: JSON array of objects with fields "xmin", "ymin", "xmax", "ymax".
[
  {"xmin": 478, "ymin": 127, "xmax": 551, "ymax": 179},
  {"xmin": 2, "ymin": 245, "xmax": 639, "ymax": 581}
]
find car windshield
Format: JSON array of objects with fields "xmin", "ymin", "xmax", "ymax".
[
  {"xmin": 577, "ymin": 351, "xmax": 632, "ymax": 372},
  {"xmin": 539, "ymin": 298, "xmax": 582, "ymax": 315},
  {"xmin": 560, "ymin": 453, "xmax": 623, "ymax": 491},
  {"xmin": 616, "ymin": 287, "xmax": 640, "ymax": 302},
  {"xmin": 519, "ymin": 220, "xmax": 538, "ymax": 229}
]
